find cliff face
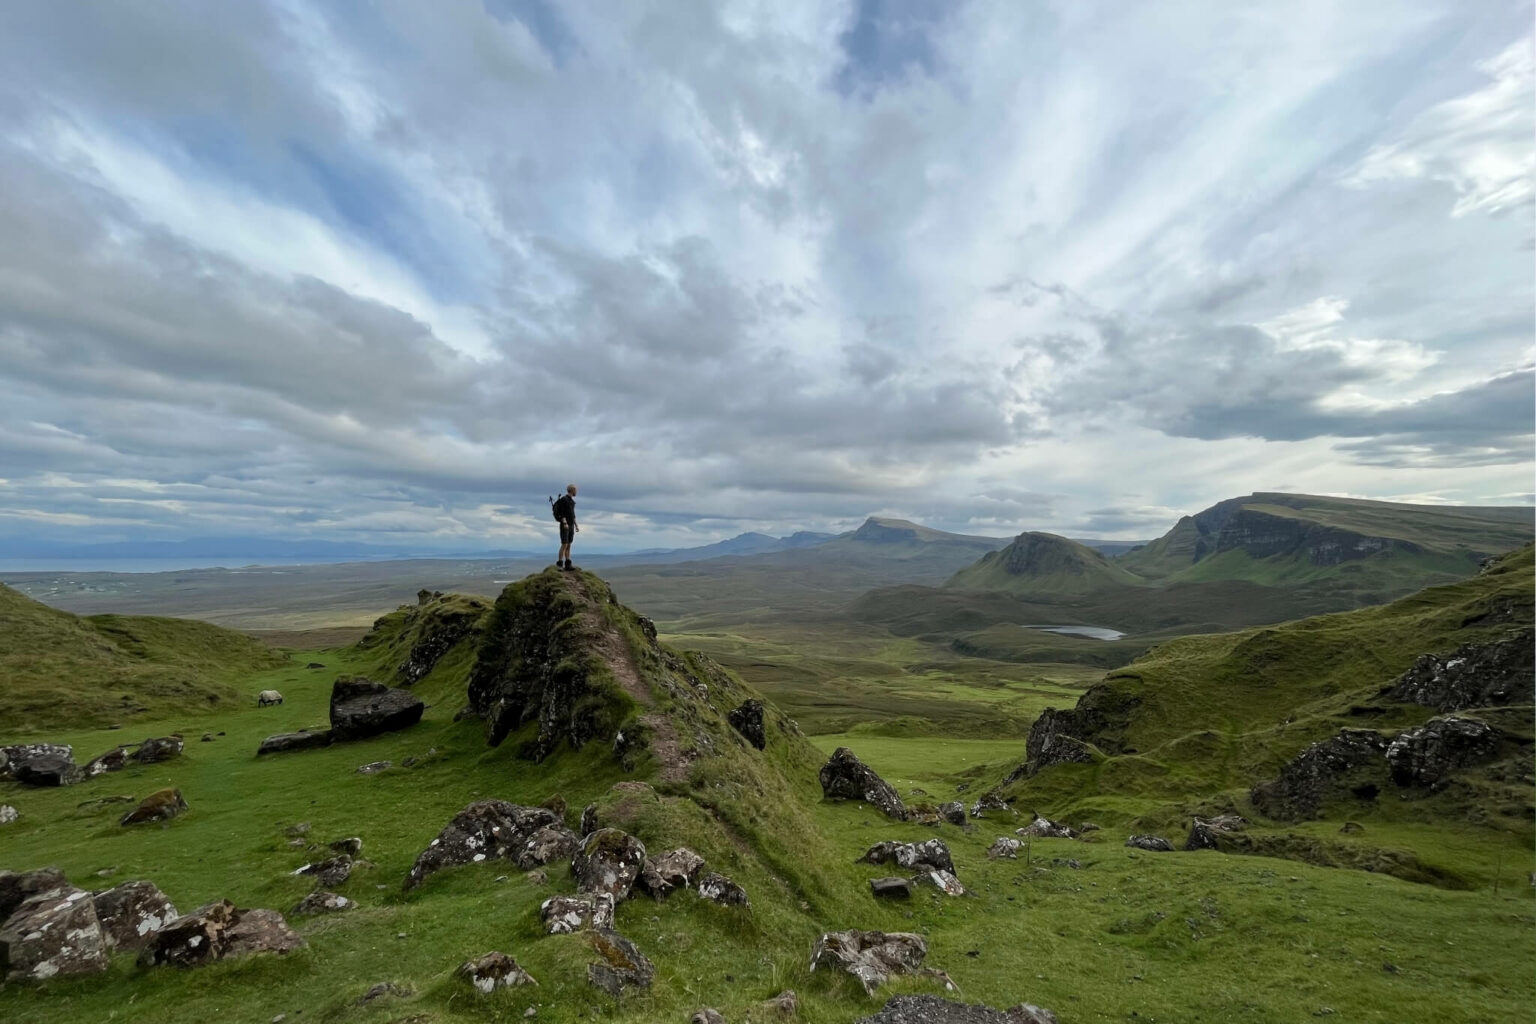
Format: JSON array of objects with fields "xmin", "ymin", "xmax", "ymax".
[{"xmin": 1202, "ymin": 507, "xmax": 1416, "ymax": 566}]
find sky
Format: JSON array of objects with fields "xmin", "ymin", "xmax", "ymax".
[{"xmin": 0, "ymin": 0, "xmax": 1531, "ymax": 555}]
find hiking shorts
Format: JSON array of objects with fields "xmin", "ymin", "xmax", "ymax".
[{"xmin": 559, "ymin": 522, "xmax": 575, "ymax": 544}]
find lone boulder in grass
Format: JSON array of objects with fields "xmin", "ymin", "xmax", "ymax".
[
  {"xmin": 819, "ymin": 747, "xmax": 907, "ymax": 820},
  {"xmin": 572, "ymin": 828, "xmax": 647, "ymax": 901},
  {"xmin": 121, "ymin": 788, "xmax": 188, "ymax": 826},
  {"xmin": 329, "ymin": 676, "xmax": 425, "ymax": 740}
]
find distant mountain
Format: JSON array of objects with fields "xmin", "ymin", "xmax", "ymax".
[
  {"xmin": 946, "ymin": 531, "xmax": 1144, "ymax": 596},
  {"xmin": 607, "ymin": 530, "xmax": 836, "ymax": 566},
  {"xmin": 818, "ymin": 517, "xmax": 1004, "ymax": 558},
  {"xmin": 2, "ymin": 537, "xmax": 544, "ymax": 562}
]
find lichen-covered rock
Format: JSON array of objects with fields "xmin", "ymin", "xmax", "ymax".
[
  {"xmin": 292, "ymin": 891, "xmax": 353, "ymax": 915},
  {"xmin": 12, "ymin": 751, "xmax": 82, "ymax": 787},
  {"xmin": 1016, "ymin": 814, "xmax": 1078, "ymax": 839},
  {"xmin": 1386, "ymin": 716, "xmax": 1502, "ymax": 790},
  {"xmin": 294, "ymin": 855, "xmax": 353, "ymax": 888},
  {"xmin": 766, "ymin": 990, "xmax": 798, "ymax": 1016},
  {"xmin": 860, "ymin": 838, "xmax": 955, "ymax": 875},
  {"xmin": 986, "ymin": 837, "xmax": 1023, "ymax": 859},
  {"xmin": 820, "ymin": 748, "xmax": 907, "ymax": 820},
  {"xmin": 222, "ymin": 908, "xmax": 304, "ymax": 958},
  {"xmin": 139, "ymin": 900, "xmax": 303, "ymax": 967},
  {"xmin": 0, "ymin": 805, "xmax": 16, "ymax": 825},
  {"xmin": 257, "ymin": 729, "xmax": 334, "ymax": 755},
  {"xmin": 692, "ymin": 1009, "xmax": 727, "ymax": 1024},
  {"xmin": 458, "ymin": 951, "xmax": 537, "ymax": 992},
  {"xmin": 356, "ymin": 760, "xmax": 392, "ymax": 775},
  {"xmin": 871, "ymin": 877, "xmax": 912, "ymax": 899},
  {"xmin": 810, "ymin": 930, "xmax": 936, "ymax": 996},
  {"xmin": 1124, "ymin": 835, "xmax": 1174, "ymax": 852},
  {"xmin": 84, "ymin": 747, "xmax": 130, "ymax": 777},
  {"xmin": 329, "ymin": 676, "xmax": 424, "ymax": 740},
  {"xmin": 132, "ymin": 735, "xmax": 184, "ymax": 764},
  {"xmin": 0, "ymin": 886, "xmax": 108, "ymax": 983},
  {"xmin": 638, "ymin": 847, "xmax": 706, "ymax": 899},
  {"xmin": 121, "ymin": 788, "xmax": 188, "ymax": 826},
  {"xmin": 854, "ymin": 995, "xmax": 1060, "ymax": 1024},
  {"xmin": 1386, "ymin": 631, "xmax": 1533, "ymax": 711},
  {"xmin": 697, "ymin": 871, "xmax": 749, "ymax": 907},
  {"xmin": 1002, "ymin": 686, "xmax": 1142, "ymax": 781},
  {"xmin": 517, "ymin": 824, "xmax": 581, "ymax": 870},
  {"xmin": 572, "ymin": 828, "xmax": 647, "ymax": 900},
  {"xmin": 539, "ymin": 892, "xmax": 614, "ymax": 934},
  {"xmin": 969, "ymin": 793, "xmax": 1009, "ymax": 819},
  {"xmin": 0, "ymin": 867, "xmax": 68, "ymax": 921},
  {"xmin": 330, "ymin": 836, "xmax": 363, "ymax": 857},
  {"xmin": 915, "ymin": 869, "xmax": 966, "ymax": 897},
  {"xmin": 1249, "ymin": 729, "xmax": 1389, "ymax": 821},
  {"xmin": 1184, "ymin": 814, "xmax": 1248, "ymax": 851},
  {"xmin": 404, "ymin": 800, "xmax": 561, "ymax": 890},
  {"xmin": 728, "ymin": 699, "xmax": 767, "ymax": 750},
  {"xmin": 397, "ymin": 598, "xmax": 485, "ymax": 685},
  {"xmin": 587, "ymin": 929, "xmax": 654, "ymax": 996},
  {"xmin": 939, "ymin": 801, "xmax": 967, "ymax": 826},
  {"xmin": 91, "ymin": 880, "xmax": 179, "ymax": 951},
  {"xmin": 0, "ymin": 744, "xmax": 74, "ymax": 783}
]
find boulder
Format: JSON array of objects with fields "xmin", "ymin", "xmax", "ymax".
[
  {"xmin": 84, "ymin": 747, "xmax": 130, "ymax": 777},
  {"xmin": 860, "ymin": 838, "xmax": 955, "ymax": 875},
  {"xmin": 587, "ymin": 929, "xmax": 654, "ymax": 996},
  {"xmin": 969, "ymin": 793, "xmax": 1009, "ymax": 819},
  {"xmin": 915, "ymin": 869, "xmax": 966, "ymax": 897},
  {"xmin": 517, "ymin": 824, "xmax": 582, "ymax": 870},
  {"xmin": 13, "ymin": 751, "xmax": 82, "ymax": 787},
  {"xmin": 131, "ymin": 736, "xmax": 184, "ymax": 764},
  {"xmin": 871, "ymin": 877, "xmax": 913, "ymax": 899},
  {"xmin": 854, "ymin": 995, "xmax": 1059, "ymax": 1024},
  {"xmin": 330, "ymin": 837, "xmax": 364, "ymax": 857},
  {"xmin": 986, "ymin": 837, "xmax": 1022, "ymax": 860},
  {"xmin": 0, "ymin": 867, "xmax": 68, "ymax": 921},
  {"xmin": 1184, "ymin": 814, "xmax": 1248, "ymax": 851},
  {"xmin": 692, "ymin": 1010, "xmax": 727, "ymax": 1024},
  {"xmin": 765, "ymin": 991, "xmax": 798, "ymax": 1016},
  {"xmin": 258, "ymin": 689, "xmax": 285, "ymax": 706},
  {"xmin": 405, "ymin": 800, "xmax": 561, "ymax": 890},
  {"xmin": 294, "ymin": 855, "xmax": 352, "ymax": 888},
  {"xmin": 810, "ymin": 929, "xmax": 937, "ymax": 996},
  {"xmin": 257, "ymin": 729, "xmax": 334, "ymax": 755},
  {"xmin": 697, "ymin": 871, "xmax": 749, "ymax": 907},
  {"xmin": 1124, "ymin": 835, "xmax": 1174, "ymax": 852},
  {"xmin": 539, "ymin": 892, "xmax": 615, "ymax": 934},
  {"xmin": 0, "ymin": 743, "xmax": 73, "ymax": 782},
  {"xmin": 0, "ymin": 805, "xmax": 16, "ymax": 825},
  {"xmin": 329, "ymin": 676, "xmax": 425, "ymax": 740},
  {"xmin": 292, "ymin": 891, "xmax": 353, "ymax": 915},
  {"xmin": 91, "ymin": 880, "xmax": 179, "ymax": 951},
  {"xmin": 939, "ymin": 801, "xmax": 968, "ymax": 826},
  {"xmin": 728, "ymin": 699, "xmax": 767, "ymax": 750},
  {"xmin": 1386, "ymin": 716, "xmax": 1502, "ymax": 790},
  {"xmin": 458, "ymin": 951, "xmax": 537, "ymax": 993},
  {"xmin": 1249, "ymin": 728, "xmax": 1389, "ymax": 821},
  {"xmin": 140, "ymin": 900, "xmax": 303, "ymax": 967},
  {"xmin": 1385, "ymin": 631, "xmax": 1533, "ymax": 711},
  {"xmin": 222, "ymin": 908, "xmax": 304, "ymax": 957},
  {"xmin": 820, "ymin": 748, "xmax": 907, "ymax": 820},
  {"xmin": 357, "ymin": 760, "xmax": 392, "ymax": 775},
  {"xmin": 638, "ymin": 847, "xmax": 706, "ymax": 899},
  {"xmin": 0, "ymin": 886, "xmax": 109, "ymax": 983},
  {"xmin": 1016, "ymin": 814, "xmax": 1078, "ymax": 839},
  {"xmin": 572, "ymin": 828, "xmax": 647, "ymax": 900},
  {"xmin": 121, "ymin": 788, "xmax": 188, "ymax": 826}
]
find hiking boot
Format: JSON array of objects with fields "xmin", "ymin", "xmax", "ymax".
[{"xmin": 564, "ymin": 564, "xmax": 580, "ymax": 572}]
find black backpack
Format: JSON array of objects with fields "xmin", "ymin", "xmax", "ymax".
[{"xmin": 551, "ymin": 494, "xmax": 572, "ymax": 521}]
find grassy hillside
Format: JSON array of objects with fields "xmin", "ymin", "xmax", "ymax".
[
  {"xmin": 0, "ymin": 583, "xmax": 287, "ymax": 731},
  {"xmin": 946, "ymin": 531, "xmax": 1144, "ymax": 596}
]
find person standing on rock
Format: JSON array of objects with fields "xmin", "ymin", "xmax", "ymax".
[{"xmin": 553, "ymin": 484, "xmax": 579, "ymax": 571}]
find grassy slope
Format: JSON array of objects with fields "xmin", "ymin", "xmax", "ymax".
[
  {"xmin": 946, "ymin": 532, "xmax": 1145, "ymax": 597},
  {"xmin": 0, "ymin": 583, "xmax": 287, "ymax": 732}
]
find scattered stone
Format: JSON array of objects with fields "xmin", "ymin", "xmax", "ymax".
[
  {"xmin": 915, "ymin": 869, "xmax": 967, "ymax": 897},
  {"xmin": 330, "ymin": 676, "xmax": 425, "ymax": 740},
  {"xmin": 293, "ymin": 891, "xmax": 353, "ymax": 915},
  {"xmin": 728, "ymin": 699, "xmax": 767, "ymax": 750},
  {"xmin": 132, "ymin": 735, "xmax": 184, "ymax": 764},
  {"xmin": 0, "ymin": 867, "xmax": 68, "ymax": 920},
  {"xmin": 580, "ymin": 802, "xmax": 599, "ymax": 837},
  {"xmin": 860, "ymin": 838, "xmax": 955, "ymax": 875},
  {"xmin": 939, "ymin": 801, "xmax": 968, "ymax": 826},
  {"xmin": 357, "ymin": 761, "xmax": 392, "ymax": 775},
  {"xmin": 1339, "ymin": 821, "xmax": 1365, "ymax": 834},
  {"xmin": 692, "ymin": 1010, "xmax": 727, "ymax": 1024},
  {"xmin": 258, "ymin": 729, "xmax": 334, "ymax": 755},
  {"xmin": 458, "ymin": 951, "xmax": 538, "ymax": 993},
  {"xmin": 871, "ymin": 877, "xmax": 913, "ymax": 899},
  {"xmin": 571, "ymin": 828, "xmax": 647, "ymax": 901},
  {"xmin": 586, "ymin": 929, "xmax": 654, "ymax": 996},
  {"xmin": 224, "ymin": 908, "xmax": 305, "ymax": 958},
  {"xmin": 1184, "ymin": 814, "xmax": 1248, "ymax": 851},
  {"xmin": 404, "ymin": 800, "xmax": 562, "ymax": 890},
  {"xmin": 330, "ymin": 837, "xmax": 364, "ymax": 857},
  {"xmin": 987, "ymin": 837, "xmax": 1022, "ymax": 860},
  {"xmin": 1385, "ymin": 716, "xmax": 1502, "ymax": 790},
  {"xmin": 258, "ymin": 690, "xmax": 285, "ymax": 706},
  {"xmin": 539, "ymin": 893, "xmax": 615, "ymax": 934},
  {"xmin": 638, "ymin": 847, "xmax": 706, "ymax": 899},
  {"xmin": 121, "ymin": 788, "xmax": 188, "ymax": 826},
  {"xmin": 969, "ymin": 793, "xmax": 1010, "ymax": 819},
  {"xmin": 819, "ymin": 747, "xmax": 907, "ymax": 820},
  {"xmin": 766, "ymin": 990, "xmax": 798, "ymax": 1016},
  {"xmin": 1250, "ymin": 729, "xmax": 1389, "ymax": 821},
  {"xmin": 356, "ymin": 982, "xmax": 411, "ymax": 1005},
  {"xmin": 810, "ymin": 929, "xmax": 940, "ymax": 996},
  {"xmin": 1385, "ymin": 631, "xmax": 1533, "ymax": 711},
  {"xmin": 518, "ymin": 824, "xmax": 582, "ymax": 870},
  {"xmin": 201, "ymin": 733, "xmax": 214, "ymax": 743},
  {"xmin": 84, "ymin": 747, "xmax": 130, "ymax": 777},
  {"xmin": 1078, "ymin": 821, "xmax": 1102, "ymax": 833},
  {"xmin": 0, "ymin": 805, "xmax": 16, "ymax": 825},
  {"xmin": 1124, "ymin": 835, "xmax": 1174, "ymax": 852},
  {"xmin": 1016, "ymin": 814, "xmax": 1078, "ymax": 839},
  {"xmin": 14, "ymin": 751, "xmax": 83, "ymax": 787},
  {"xmin": 1051, "ymin": 858, "xmax": 1083, "ymax": 870},
  {"xmin": 294, "ymin": 855, "xmax": 353, "ymax": 888},
  {"xmin": 91, "ymin": 880, "xmax": 179, "ymax": 951},
  {"xmin": 0, "ymin": 886, "xmax": 109, "ymax": 982},
  {"xmin": 853, "ymin": 995, "xmax": 1060, "ymax": 1024},
  {"xmin": 697, "ymin": 871, "xmax": 749, "ymax": 907}
]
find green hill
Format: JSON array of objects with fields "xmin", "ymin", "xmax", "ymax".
[
  {"xmin": 0, "ymin": 583, "xmax": 287, "ymax": 731},
  {"xmin": 946, "ymin": 531, "xmax": 1145, "ymax": 596}
]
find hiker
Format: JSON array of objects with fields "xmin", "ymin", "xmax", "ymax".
[{"xmin": 553, "ymin": 483, "xmax": 579, "ymax": 571}]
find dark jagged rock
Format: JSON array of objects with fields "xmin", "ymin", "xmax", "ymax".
[
  {"xmin": 810, "ymin": 930, "xmax": 939, "ymax": 996},
  {"xmin": 295, "ymin": 855, "xmax": 353, "ymax": 888},
  {"xmin": 140, "ymin": 900, "xmax": 303, "ymax": 967},
  {"xmin": 1385, "ymin": 631, "xmax": 1533, "ymax": 711},
  {"xmin": 257, "ymin": 729, "xmax": 334, "ymax": 755},
  {"xmin": 855, "ymin": 995, "xmax": 1060, "ymax": 1024},
  {"xmin": 1125, "ymin": 835, "xmax": 1174, "ymax": 852},
  {"xmin": 10, "ymin": 747, "xmax": 83, "ymax": 787},
  {"xmin": 0, "ymin": 886, "xmax": 109, "ymax": 983},
  {"xmin": 871, "ymin": 877, "xmax": 913, "ymax": 899},
  {"xmin": 0, "ymin": 743, "xmax": 73, "ymax": 782},
  {"xmin": 1386, "ymin": 716, "xmax": 1503, "ymax": 790},
  {"xmin": 697, "ymin": 871, "xmax": 749, "ymax": 907},
  {"xmin": 121, "ymin": 788, "xmax": 188, "ymax": 826},
  {"xmin": 1016, "ymin": 814, "xmax": 1078, "ymax": 840},
  {"xmin": 84, "ymin": 747, "xmax": 130, "ymax": 777},
  {"xmin": 398, "ymin": 601, "xmax": 484, "ymax": 685},
  {"xmin": 1002, "ymin": 685, "xmax": 1143, "ymax": 783},
  {"xmin": 0, "ymin": 867, "xmax": 68, "ymax": 921},
  {"xmin": 131, "ymin": 735, "xmax": 184, "ymax": 764},
  {"xmin": 986, "ymin": 837, "xmax": 1022, "ymax": 859},
  {"xmin": 587, "ymin": 929, "xmax": 654, "ymax": 996},
  {"xmin": 572, "ymin": 828, "xmax": 647, "ymax": 900},
  {"xmin": 329, "ymin": 676, "xmax": 424, "ymax": 740},
  {"xmin": 91, "ymin": 880, "xmax": 179, "ymax": 951},
  {"xmin": 459, "ymin": 951, "xmax": 538, "ymax": 992},
  {"xmin": 860, "ymin": 838, "xmax": 955, "ymax": 875},
  {"xmin": 939, "ymin": 801, "xmax": 968, "ymax": 826},
  {"xmin": 292, "ymin": 891, "xmax": 353, "ymax": 915},
  {"xmin": 404, "ymin": 800, "xmax": 561, "ymax": 890},
  {"xmin": 820, "ymin": 747, "xmax": 907, "ymax": 820},
  {"xmin": 540, "ymin": 892, "xmax": 615, "ymax": 934},
  {"xmin": 970, "ymin": 793, "xmax": 1009, "ymax": 818},
  {"xmin": 1249, "ymin": 729, "xmax": 1389, "ymax": 821},
  {"xmin": 580, "ymin": 802, "xmax": 599, "ymax": 837},
  {"xmin": 517, "ymin": 824, "xmax": 582, "ymax": 869},
  {"xmin": 1185, "ymin": 814, "xmax": 1248, "ymax": 851},
  {"xmin": 728, "ymin": 699, "xmax": 767, "ymax": 749},
  {"xmin": 638, "ymin": 847, "xmax": 706, "ymax": 899}
]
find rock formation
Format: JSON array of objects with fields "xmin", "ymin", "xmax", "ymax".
[
  {"xmin": 819, "ymin": 747, "xmax": 907, "ymax": 820},
  {"xmin": 91, "ymin": 880, "xmax": 178, "ymax": 951},
  {"xmin": 572, "ymin": 828, "xmax": 647, "ymax": 900},
  {"xmin": 1386, "ymin": 631, "xmax": 1533, "ymax": 711},
  {"xmin": 1249, "ymin": 729, "xmax": 1390, "ymax": 821},
  {"xmin": 404, "ymin": 800, "xmax": 563, "ymax": 890},
  {"xmin": 728, "ymin": 699, "xmax": 767, "ymax": 749},
  {"xmin": 457, "ymin": 951, "xmax": 537, "ymax": 992},
  {"xmin": 810, "ymin": 929, "xmax": 944, "ymax": 996},
  {"xmin": 120, "ymin": 788, "xmax": 188, "ymax": 826},
  {"xmin": 329, "ymin": 676, "xmax": 425, "ymax": 740},
  {"xmin": 1385, "ymin": 716, "xmax": 1502, "ymax": 790}
]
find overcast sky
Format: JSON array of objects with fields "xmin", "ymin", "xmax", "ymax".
[{"xmin": 0, "ymin": 0, "xmax": 1531, "ymax": 553}]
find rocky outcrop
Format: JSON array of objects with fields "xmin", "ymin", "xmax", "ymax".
[
  {"xmin": 810, "ymin": 930, "xmax": 945, "ymax": 996},
  {"xmin": 638, "ymin": 847, "xmax": 705, "ymax": 899},
  {"xmin": 860, "ymin": 838, "xmax": 955, "ymax": 875},
  {"xmin": 121, "ymin": 788, "xmax": 188, "ymax": 826},
  {"xmin": 572, "ymin": 828, "xmax": 647, "ymax": 900},
  {"xmin": 257, "ymin": 729, "xmax": 334, "ymax": 755},
  {"xmin": 587, "ymin": 929, "xmax": 654, "ymax": 996},
  {"xmin": 329, "ymin": 676, "xmax": 424, "ymax": 740},
  {"xmin": 1385, "ymin": 632, "xmax": 1533, "ymax": 711},
  {"xmin": 540, "ymin": 893, "xmax": 615, "ymax": 934},
  {"xmin": 1249, "ymin": 729, "xmax": 1389, "ymax": 821},
  {"xmin": 0, "ymin": 885, "xmax": 108, "ymax": 982},
  {"xmin": 404, "ymin": 800, "xmax": 563, "ymax": 890},
  {"xmin": 458, "ymin": 951, "xmax": 537, "ymax": 992},
  {"xmin": 140, "ymin": 900, "xmax": 303, "ymax": 967},
  {"xmin": 0, "ymin": 867, "xmax": 68, "ymax": 921},
  {"xmin": 398, "ymin": 600, "xmax": 485, "ymax": 685},
  {"xmin": 1125, "ymin": 835, "xmax": 1174, "ymax": 852},
  {"xmin": 820, "ymin": 748, "xmax": 907, "ymax": 820},
  {"xmin": 1184, "ymin": 814, "xmax": 1248, "ymax": 851},
  {"xmin": 0, "ymin": 744, "xmax": 75, "ymax": 784},
  {"xmin": 697, "ymin": 871, "xmax": 749, "ymax": 907},
  {"xmin": 91, "ymin": 880, "xmax": 178, "ymax": 951},
  {"xmin": 1386, "ymin": 716, "xmax": 1502, "ymax": 790},
  {"xmin": 131, "ymin": 735, "xmax": 184, "ymax": 764},
  {"xmin": 1004, "ymin": 684, "xmax": 1142, "ymax": 782},
  {"xmin": 728, "ymin": 699, "xmax": 767, "ymax": 749},
  {"xmin": 969, "ymin": 793, "xmax": 1010, "ymax": 818},
  {"xmin": 855, "ymin": 995, "xmax": 1059, "ymax": 1024}
]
